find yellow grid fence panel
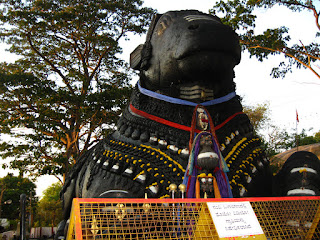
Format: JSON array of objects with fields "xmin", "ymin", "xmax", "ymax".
[{"xmin": 67, "ymin": 196, "xmax": 320, "ymax": 240}]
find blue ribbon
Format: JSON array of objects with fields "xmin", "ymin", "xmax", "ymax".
[{"xmin": 138, "ymin": 81, "xmax": 236, "ymax": 106}]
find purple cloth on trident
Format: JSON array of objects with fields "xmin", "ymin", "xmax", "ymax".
[
  {"xmin": 215, "ymin": 169, "xmax": 230, "ymax": 198},
  {"xmin": 186, "ymin": 167, "xmax": 197, "ymax": 198}
]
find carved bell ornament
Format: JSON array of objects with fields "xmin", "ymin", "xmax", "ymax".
[{"xmin": 197, "ymin": 135, "xmax": 220, "ymax": 171}]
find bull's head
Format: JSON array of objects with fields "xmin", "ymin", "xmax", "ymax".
[{"xmin": 130, "ymin": 10, "xmax": 241, "ymax": 102}]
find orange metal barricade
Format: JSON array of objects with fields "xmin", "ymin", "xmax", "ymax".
[{"xmin": 66, "ymin": 196, "xmax": 320, "ymax": 240}]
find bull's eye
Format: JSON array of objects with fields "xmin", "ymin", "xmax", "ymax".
[
  {"xmin": 157, "ymin": 20, "xmax": 168, "ymax": 36},
  {"xmin": 157, "ymin": 22, "xmax": 167, "ymax": 36},
  {"xmin": 157, "ymin": 17, "xmax": 171, "ymax": 36}
]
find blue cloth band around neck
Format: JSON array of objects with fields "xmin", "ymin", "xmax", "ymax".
[{"xmin": 137, "ymin": 81, "xmax": 236, "ymax": 106}]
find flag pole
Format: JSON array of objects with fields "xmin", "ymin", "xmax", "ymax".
[{"xmin": 296, "ymin": 109, "xmax": 299, "ymax": 152}]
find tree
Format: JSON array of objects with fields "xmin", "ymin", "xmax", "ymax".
[
  {"xmin": 34, "ymin": 182, "xmax": 63, "ymax": 227},
  {"xmin": 243, "ymin": 102, "xmax": 270, "ymax": 134},
  {"xmin": 242, "ymin": 102, "xmax": 279, "ymax": 157},
  {"xmin": 210, "ymin": 0, "xmax": 320, "ymax": 79},
  {"xmin": 315, "ymin": 131, "xmax": 320, "ymax": 142},
  {"xmin": 261, "ymin": 127, "xmax": 320, "ymax": 159},
  {"xmin": 0, "ymin": 174, "xmax": 37, "ymax": 220},
  {"xmin": 0, "ymin": 0, "xmax": 154, "ymax": 181},
  {"xmin": 277, "ymin": 128, "xmax": 320, "ymax": 150}
]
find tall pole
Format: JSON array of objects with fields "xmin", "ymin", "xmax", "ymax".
[
  {"xmin": 296, "ymin": 117, "xmax": 298, "ymax": 152},
  {"xmin": 0, "ymin": 187, "xmax": 6, "ymax": 218},
  {"xmin": 29, "ymin": 192, "xmax": 33, "ymax": 229},
  {"xmin": 296, "ymin": 109, "xmax": 299, "ymax": 152},
  {"xmin": 20, "ymin": 194, "xmax": 26, "ymax": 240}
]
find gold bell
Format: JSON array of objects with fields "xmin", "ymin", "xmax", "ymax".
[
  {"xmin": 178, "ymin": 183, "xmax": 186, "ymax": 193},
  {"xmin": 169, "ymin": 183, "xmax": 177, "ymax": 192}
]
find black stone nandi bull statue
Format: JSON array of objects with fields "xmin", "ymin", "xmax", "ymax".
[{"xmin": 57, "ymin": 9, "xmax": 320, "ymax": 236}]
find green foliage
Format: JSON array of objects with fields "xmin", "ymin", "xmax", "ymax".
[
  {"xmin": 243, "ymin": 103, "xmax": 270, "ymax": 134},
  {"xmin": 315, "ymin": 131, "xmax": 320, "ymax": 141},
  {"xmin": 0, "ymin": 0, "xmax": 154, "ymax": 180},
  {"xmin": 0, "ymin": 174, "xmax": 37, "ymax": 221},
  {"xmin": 41, "ymin": 182, "xmax": 61, "ymax": 202},
  {"xmin": 34, "ymin": 182, "xmax": 63, "ymax": 227},
  {"xmin": 242, "ymin": 102, "xmax": 278, "ymax": 158},
  {"xmin": 210, "ymin": 0, "xmax": 320, "ymax": 79},
  {"xmin": 267, "ymin": 128, "xmax": 320, "ymax": 173},
  {"xmin": 277, "ymin": 128, "xmax": 320, "ymax": 150},
  {"xmin": 263, "ymin": 127, "xmax": 320, "ymax": 158}
]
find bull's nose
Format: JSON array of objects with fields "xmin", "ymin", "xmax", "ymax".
[{"xmin": 175, "ymin": 15, "xmax": 241, "ymax": 63}]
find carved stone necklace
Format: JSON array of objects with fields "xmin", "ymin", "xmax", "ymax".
[{"xmin": 116, "ymin": 83, "xmax": 244, "ymax": 198}]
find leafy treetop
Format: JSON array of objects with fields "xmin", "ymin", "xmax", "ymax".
[
  {"xmin": 210, "ymin": 0, "xmax": 320, "ymax": 79},
  {"xmin": 35, "ymin": 182, "xmax": 63, "ymax": 227},
  {"xmin": 0, "ymin": 0, "xmax": 154, "ymax": 181},
  {"xmin": 0, "ymin": 174, "xmax": 37, "ymax": 220}
]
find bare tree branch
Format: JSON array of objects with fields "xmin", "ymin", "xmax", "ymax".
[{"xmin": 27, "ymin": 32, "xmax": 75, "ymax": 95}]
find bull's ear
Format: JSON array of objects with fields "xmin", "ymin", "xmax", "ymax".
[
  {"xmin": 130, "ymin": 44, "xmax": 144, "ymax": 70},
  {"xmin": 130, "ymin": 42, "xmax": 152, "ymax": 70},
  {"xmin": 130, "ymin": 14, "xmax": 162, "ymax": 70}
]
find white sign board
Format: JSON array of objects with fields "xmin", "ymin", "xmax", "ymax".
[{"xmin": 207, "ymin": 201, "xmax": 264, "ymax": 238}]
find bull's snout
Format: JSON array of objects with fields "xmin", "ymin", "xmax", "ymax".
[{"xmin": 174, "ymin": 15, "xmax": 241, "ymax": 64}]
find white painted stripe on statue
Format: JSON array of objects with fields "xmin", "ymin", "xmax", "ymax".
[
  {"xmin": 287, "ymin": 189, "xmax": 316, "ymax": 196},
  {"xmin": 290, "ymin": 167, "xmax": 317, "ymax": 174},
  {"xmin": 198, "ymin": 152, "xmax": 219, "ymax": 159},
  {"xmin": 184, "ymin": 15, "xmax": 218, "ymax": 22},
  {"xmin": 99, "ymin": 190, "xmax": 129, "ymax": 197}
]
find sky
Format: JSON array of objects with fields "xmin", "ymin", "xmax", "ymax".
[{"xmin": 1, "ymin": 0, "xmax": 319, "ymax": 197}]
